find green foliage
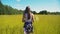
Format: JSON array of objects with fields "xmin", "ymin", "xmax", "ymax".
[
  {"xmin": 0, "ymin": 1, "xmax": 23, "ymax": 15},
  {"xmin": 31, "ymin": 11, "xmax": 37, "ymax": 14},
  {"xmin": 38, "ymin": 10, "xmax": 48, "ymax": 15}
]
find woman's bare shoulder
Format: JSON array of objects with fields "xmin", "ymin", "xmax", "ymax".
[{"xmin": 31, "ymin": 12, "xmax": 34, "ymax": 16}]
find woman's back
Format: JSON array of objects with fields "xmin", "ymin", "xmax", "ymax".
[{"xmin": 24, "ymin": 13, "xmax": 33, "ymax": 22}]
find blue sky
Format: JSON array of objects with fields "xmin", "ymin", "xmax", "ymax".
[{"xmin": 1, "ymin": 0, "xmax": 60, "ymax": 12}]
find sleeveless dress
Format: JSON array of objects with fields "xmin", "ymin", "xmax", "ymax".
[{"xmin": 24, "ymin": 13, "xmax": 33, "ymax": 33}]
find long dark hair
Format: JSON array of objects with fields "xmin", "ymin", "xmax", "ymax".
[{"xmin": 24, "ymin": 6, "xmax": 31, "ymax": 20}]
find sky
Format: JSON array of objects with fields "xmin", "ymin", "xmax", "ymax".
[{"xmin": 1, "ymin": 0, "xmax": 60, "ymax": 13}]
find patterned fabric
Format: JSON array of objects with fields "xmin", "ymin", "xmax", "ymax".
[{"xmin": 24, "ymin": 22, "xmax": 33, "ymax": 33}]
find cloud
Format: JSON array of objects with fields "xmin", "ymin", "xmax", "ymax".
[
  {"xmin": 16, "ymin": 0, "xmax": 20, "ymax": 2},
  {"xmin": 13, "ymin": 4, "xmax": 23, "ymax": 10}
]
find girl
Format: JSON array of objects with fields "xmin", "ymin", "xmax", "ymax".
[{"xmin": 22, "ymin": 6, "xmax": 34, "ymax": 34}]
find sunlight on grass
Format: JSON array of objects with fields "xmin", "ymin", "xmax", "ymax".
[{"xmin": 0, "ymin": 15, "xmax": 60, "ymax": 34}]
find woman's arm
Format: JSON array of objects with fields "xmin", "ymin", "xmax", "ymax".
[{"xmin": 32, "ymin": 14, "xmax": 34, "ymax": 22}]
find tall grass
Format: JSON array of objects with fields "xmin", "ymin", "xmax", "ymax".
[{"xmin": 0, "ymin": 15, "xmax": 60, "ymax": 34}]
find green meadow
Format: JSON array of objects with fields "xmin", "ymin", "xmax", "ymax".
[{"xmin": 0, "ymin": 15, "xmax": 60, "ymax": 34}]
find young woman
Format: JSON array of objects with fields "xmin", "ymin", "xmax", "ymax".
[{"xmin": 22, "ymin": 6, "xmax": 34, "ymax": 34}]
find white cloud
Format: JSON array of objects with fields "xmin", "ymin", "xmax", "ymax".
[
  {"xmin": 16, "ymin": 0, "xmax": 20, "ymax": 2},
  {"xmin": 13, "ymin": 4, "xmax": 25, "ymax": 10},
  {"xmin": 15, "ymin": 4, "xmax": 21, "ymax": 10}
]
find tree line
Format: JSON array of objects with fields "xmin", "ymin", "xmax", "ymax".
[
  {"xmin": 0, "ymin": 1, "xmax": 23, "ymax": 15},
  {"xmin": 32, "ymin": 10, "xmax": 60, "ymax": 15},
  {"xmin": 0, "ymin": 1, "xmax": 60, "ymax": 15}
]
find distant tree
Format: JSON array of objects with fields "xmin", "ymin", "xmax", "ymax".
[
  {"xmin": 31, "ymin": 11, "xmax": 37, "ymax": 14},
  {"xmin": 0, "ymin": 0, "xmax": 3, "ymax": 6},
  {"xmin": 39, "ymin": 10, "xmax": 48, "ymax": 15},
  {"xmin": 4, "ymin": 5, "xmax": 13, "ymax": 15},
  {"xmin": 18, "ymin": 10, "xmax": 23, "ymax": 14},
  {"xmin": 55, "ymin": 12, "xmax": 60, "ymax": 15},
  {"xmin": 0, "ymin": 0, "xmax": 5, "ymax": 15}
]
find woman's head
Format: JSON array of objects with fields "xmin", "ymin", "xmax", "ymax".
[
  {"xmin": 25, "ymin": 6, "xmax": 30, "ymax": 13},
  {"xmin": 24, "ymin": 6, "xmax": 31, "ymax": 20}
]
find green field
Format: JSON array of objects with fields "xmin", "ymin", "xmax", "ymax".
[{"xmin": 0, "ymin": 15, "xmax": 60, "ymax": 34}]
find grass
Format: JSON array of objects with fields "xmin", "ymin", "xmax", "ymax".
[{"xmin": 0, "ymin": 15, "xmax": 60, "ymax": 34}]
